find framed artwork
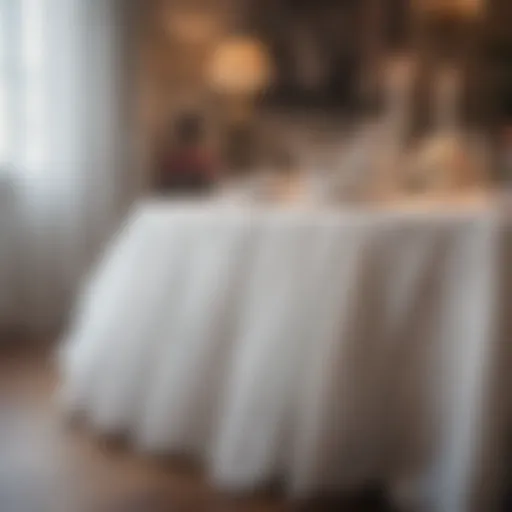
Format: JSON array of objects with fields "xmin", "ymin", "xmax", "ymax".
[{"xmin": 247, "ymin": 0, "xmax": 409, "ymax": 112}]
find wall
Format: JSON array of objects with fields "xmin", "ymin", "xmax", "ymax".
[{"xmin": 135, "ymin": 0, "xmax": 245, "ymax": 184}]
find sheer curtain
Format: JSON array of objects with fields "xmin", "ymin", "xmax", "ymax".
[{"xmin": 0, "ymin": 0, "xmax": 137, "ymax": 335}]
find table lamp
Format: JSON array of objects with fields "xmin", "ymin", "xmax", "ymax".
[
  {"xmin": 412, "ymin": 0, "xmax": 486, "ymax": 129},
  {"xmin": 209, "ymin": 36, "xmax": 272, "ymax": 119},
  {"xmin": 208, "ymin": 36, "xmax": 273, "ymax": 171}
]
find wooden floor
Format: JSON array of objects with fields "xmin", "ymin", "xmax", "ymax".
[{"xmin": 0, "ymin": 349, "xmax": 393, "ymax": 512}]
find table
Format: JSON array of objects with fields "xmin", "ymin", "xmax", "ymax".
[{"xmin": 58, "ymin": 197, "xmax": 512, "ymax": 511}]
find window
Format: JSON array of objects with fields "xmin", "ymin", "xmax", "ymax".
[{"xmin": 0, "ymin": 0, "xmax": 45, "ymax": 170}]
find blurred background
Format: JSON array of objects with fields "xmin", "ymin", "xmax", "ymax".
[
  {"xmin": 0, "ymin": 2, "xmax": 512, "ymax": 511},
  {"xmin": 0, "ymin": 0, "xmax": 511, "ymax": 338}
]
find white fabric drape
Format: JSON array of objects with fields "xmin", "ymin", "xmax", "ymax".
[
  {"xmin": 59, "ymin": 200, "xmax": 512, "ymax": 511},
  {"xmin": 0, "ymin": 0, "xmax": 136, "ymax": 333}
]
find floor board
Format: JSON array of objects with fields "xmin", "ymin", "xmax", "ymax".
[{"xmin": 0, "ymin": 350, "xmax": 392, "ymax": 511}]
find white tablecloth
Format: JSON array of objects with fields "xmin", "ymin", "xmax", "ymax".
[{"xmin": 59, "ymin": 198, "xmax": 512, "ymax": 511}]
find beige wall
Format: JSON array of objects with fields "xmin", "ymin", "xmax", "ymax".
[{"xmin": 135, "ymin": 0, "xmax": 246, "ymax": 185}]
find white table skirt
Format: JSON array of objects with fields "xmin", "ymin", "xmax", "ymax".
[{"xmin": 59, "ymin": 199, "xmax": 512, "ymax": 511}]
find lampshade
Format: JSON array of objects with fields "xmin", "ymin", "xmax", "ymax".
[{"xmin": 208, "ymin": 36, "xmax": 273, "ymax": 96}]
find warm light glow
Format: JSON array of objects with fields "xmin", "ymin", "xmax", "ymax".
[
  {"xmin": 414, "ymin": 0, "xmax": 484, "ymax": 19},
  {"xmin": 208, "ymin": 37, "xmax": 273, "ymax": 96},
  {"xmin": 166, "ymin": 9, "xmax": 219, "ymax": 45}
]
